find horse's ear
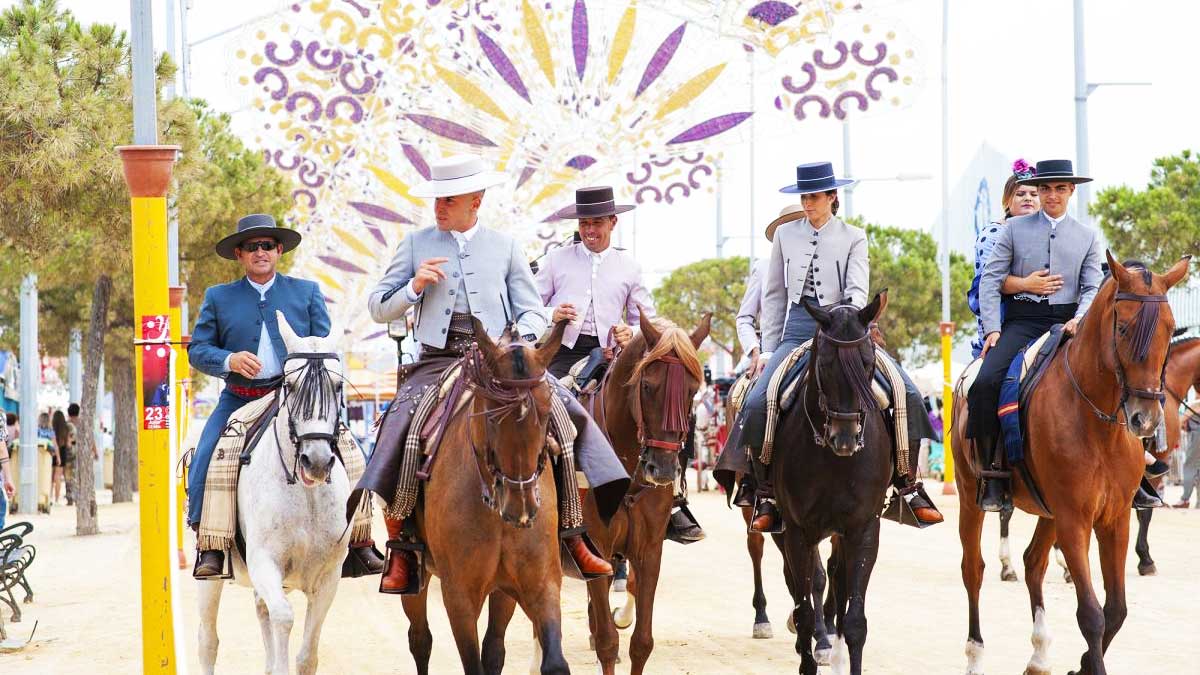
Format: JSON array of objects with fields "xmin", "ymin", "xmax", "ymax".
[
  {"xmin": 276, "ymin": 311, "xmax": 300, "ymax": 351},
  {"xmin": 639, "ymin": 307, "xmax": 661, "ymax": 347},
  {"xmin": 535, "ymin": 319, "xmax": 569, "ymax": 371},
  {"xmin": 690, "ymin": 312, "xmax": 712, "ymax": 349},
  {"xmin": 471, "ymin": 315, "xmax": 499, "ymax": 358},
  {"xmin": 1161, "ymin": 255, "xmax": 1192, "ymax": 290},
  {"xmin": 1106, "ymin": 250, "xmax": 1133, "ymax": 288},
  {"xmin": 858, "ymin": 290, "xmax": 887, "ymax": 326},
  {"xmin": 802, "ymin": 297, "xmax": 831, "ymax": 327}
]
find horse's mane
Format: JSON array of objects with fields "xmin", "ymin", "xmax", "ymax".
[
  {"xmin": 627, "ymin": 317, "xmax": 704, "ymax": 386},
  {"xmin": 818, "ymin": 306, "xmax": 879, "ymax": 411}
]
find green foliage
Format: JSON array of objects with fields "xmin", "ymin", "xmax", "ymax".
[
  {"xmin": 653, "ymin": 256, "xmax": 750, "ymax": 362},
  {"xmin": 1093, "ymin": 150, "xmax": 1200, "ymax": 272},
  {"xmin": 852, "ymin": 218, "xmax": 975, "ymax": 363}
]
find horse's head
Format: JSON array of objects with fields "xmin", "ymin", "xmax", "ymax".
[
  {"xmin": 802, "ymin": 291, "xmax": 886, "ymax": 456},
  {"xmin": 1097, "ymin": 253, "xmax": 1190, "ymax": 437},
  {"xmin": 625, "ymin": 311, "xmax": 710, "ymax": 486},
  {"xmin": 276, "ymin": 311, "xmax": 343, "ymax": 487},
  {"xmin": 467, "ymin": 317, "xmax": 567, "ymax": 528}
]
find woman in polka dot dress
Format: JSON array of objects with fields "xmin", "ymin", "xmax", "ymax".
[{"xmin": 966, "ymin": 159, "xmax": 1055, "ymax": 358}]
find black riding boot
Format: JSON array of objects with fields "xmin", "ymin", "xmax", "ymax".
[
  {"xmin": 1133, "ymin": 476, "xmax": 1164, "ymax": 510},
  {"xmin": 977, "ymin": 436, "xmax": 1011, "ymax": 513},
  {"xmin": 733, "ymin": 474, "xmax": 756, "ymax": 507}
]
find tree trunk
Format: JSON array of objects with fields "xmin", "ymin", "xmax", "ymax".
[
  {"xmin": 75, "ymin": 275, "xmax": 111, "ymax": 535},
  {"xmin": 111, "ymin": 352, "xmax": 137, "ymax": 503}
]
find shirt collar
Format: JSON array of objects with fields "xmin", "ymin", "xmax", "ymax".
[
  {"xmin": 246, "ymin": 274, "xmax": 276, "ymax": 296},
  {"xmin": 449, "ymin": 223, "xmax": 479, "ymax": 244},
  {"xmin": 586, "ymin": 245, "xmax": 614, "ymax": 262},
  {"xmin": 1043, "ymin": 211, "xmax": 1066, "ymax": 228}
]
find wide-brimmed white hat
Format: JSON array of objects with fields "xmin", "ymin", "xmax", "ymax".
[
  {"xmin": 765, "ymin": 204, "xmax": 806, "ymax": 241},
  {"xmin": 409, "ymin": 155, "xmax": 508, "ymax": 198}
]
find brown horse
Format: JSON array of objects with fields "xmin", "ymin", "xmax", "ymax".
[
  {"xmin": 580, "ymin": 312, "xmax": 709, "ymax": 675},
  {"xmin": 400, "ymin": 320, "xmax": 570, "ymax": 675},
  {"xmin": 952, "ymin": 253, "xmax": 1189, "ymax": 675}
]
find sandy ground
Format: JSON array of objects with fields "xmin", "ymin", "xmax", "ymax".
[{"xmin": 3, "ymin": 477, "xmax": 1199, "ymax": 674}]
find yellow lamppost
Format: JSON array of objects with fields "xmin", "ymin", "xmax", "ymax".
[{"xmin": 940, "ymin": 321, "xmax": 956, "ymax": 494}]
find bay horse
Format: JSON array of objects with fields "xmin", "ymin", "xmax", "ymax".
[
  {"xmin": 580, "ymin": 312, "xmax": 710, "ymax": 675},
  {"xmin": 399, "ymin": 320, "xmax": 571, "ymax": 675},
  {"xmin": 197, "ymin": 313, "xmax": 350, "ymax": 675},
  {"xmin": 771, "ymin": 293, "xmax": 892, "ymax": 675},
  {"xmin": 951, "ymin": 253, "xmax": 1189, "ymax": 675}
]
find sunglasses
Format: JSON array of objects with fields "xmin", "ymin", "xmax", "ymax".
[{"xmin": 239, "ymin": 240, "xmax": 280, "ymax": 253}]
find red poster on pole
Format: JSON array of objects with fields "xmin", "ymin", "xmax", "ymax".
[{"xmin": 141, "ymin": 314, "xmax": 171, "ymax": 430}]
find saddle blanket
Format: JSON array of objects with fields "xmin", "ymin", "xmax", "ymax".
[
  {"xmin": 386, "ymin": 362, "xmax": 583, "ymax": 528},
  {"xmin": 759, "ymin": 340, "xmax": 909, "ymax": 477},
  {"xmin": 956, "ymin": 329, "xmax": 1057, "ymax": 396},
  {"xmin": 197, "ymin": 394, "xmax": 372, "ymax": 553}
]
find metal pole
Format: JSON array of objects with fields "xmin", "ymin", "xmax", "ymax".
[
  {"xmin": 715, "ymin": 157, "xmax": 724, "ymax": 258},
  {"xmin": 842, "ymin": 121, "xmax": 854, "ymax": 218},
  {"xmin": 179, "ymin": 0, "xmax": 191, "ymax": 99},
  {"xmin": 940, "ymin": 0, "xmax": 956, "ymax": 493},
  {"xmin": 164, "ymin": 0, "xmax": 176, "ymax": 100},
  {"xmin": 95, "ymin": 359, "xmax": 105, "ymax": 491},
  {"xmin": 747, "ymin": 48, "xmax": 756, "ymax": 269},
  {"xmin": 17, "ymin": 274, "xmax": 38, "ymax": 514},
  {"xmin": 69, "ymin": 329, "xmax": 82, "ymax": 404},
  {"xmin": 1073, "ymin": 0, "xmax": 1090, "ymax": 225},
  {"xmin": 132, "ymin": 0, "xmax": 157, "ymax": 145}
]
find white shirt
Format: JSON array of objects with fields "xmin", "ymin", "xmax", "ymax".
[
  {"xmin": 222, "ymin": 275, "xmax": 282, "ymax": 380},
  {"xmin": 579, "ymin": 246, "xmax": 614, "ymax": 337},
  {"xmin": 404, "ymin": 223, "xmax": 480, "ymax": 303},
  {"xmin": 1045, "ymin": 211, "xmax": 1065, "ymax": 230}
]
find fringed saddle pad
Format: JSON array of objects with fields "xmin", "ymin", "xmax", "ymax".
[
  {"xmin": 386, "ymin": 368, "xmax": 581, "ymax": 527},
  {"xmin": 760, "ymin": 341, "xmax": 909, "ymax": 476},
  {"xmin": 197, "ymin": 395, "xmax": 372, "ymax": 554}
]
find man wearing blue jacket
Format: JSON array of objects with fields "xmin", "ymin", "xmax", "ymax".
[{"xmin": 188, "ymin": 213, "xmax": 384, "ymax": 578}]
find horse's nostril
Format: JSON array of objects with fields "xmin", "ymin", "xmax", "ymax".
[{"xmin": 299, "ymin": 454, "xmax": 311, "ymax": 467}]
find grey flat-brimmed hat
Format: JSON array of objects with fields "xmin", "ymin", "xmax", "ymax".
[{"xmin": 215, "ymin": 214, "xmax": 302, "ymax": 260}]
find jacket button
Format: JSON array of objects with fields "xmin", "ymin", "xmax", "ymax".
[
  {"xmin": 449, "ymin": 290, "xmax": 456, "ymax": 296},
  {"xmin": 444, "ymin": 308, "xmax": 451, "ymax": 315},
  {"xmin": 441, "ymin": 328, "xmax": 447, "ymax": 334},
  {"xmin": 453, "ymin": 272, "xmax": 460, "ymax": 278},
  {"xmin": 816, "ymin": 281, "xmax": 821, "ymax": 286},
  {"xmin": 814, "ymin": 267, "xmax": 819, "ymax": 272},
  {"xmin": 813, "ymin": 254, "xmax": 819, "ymax": 259}
]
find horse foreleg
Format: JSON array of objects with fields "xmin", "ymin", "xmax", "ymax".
[
  {"xmin": 742, "ymin": 506, "xmax": 772, "ymax": 639},
  {"xmin": 1056, "ymin": 518, "xmax": 1106, "ymax": 675},
  {"xmin": 296, "ymin": 568, "xmax": 339, "ymax": 675},
  {"xmin": 587, "ymin": 575, "xmax": 619, "ymax": 675},
  {"xmin": 1095, "ymin": 515, "xmax": 1131, "ymax": 656},
  {"xmin": 401, "ymin": 580, "xmax": 434, "ymax": 675},
  {"xmin": 1134, "ymin": 508, "xmax": 1155, "ymax": 576},
  {"xmin": 999, "ymin": 507, "xmax": 1019, "ymax": 581},
  {"xmin": 1022, "ymin": 517, "xmax": 1056, "ymax": 675},
  {"xmin": 481, "ymin": 591, "xmax": 517, "ymax": 675},
  {"xmin": 442, "ymin": 582, "xmax": 487, "ymax": 675},
  {"xmin": 772, "ymin": 532, "xmax": 798, "ymax": 634},
  {"xmin": 840, "ymin": 522, "xmax": 881, "ymax": 675},
  {"xmin": 247, "ymin": 559, "xmax": 294, "ymax": 675},
  {"xmin": 627, "ymin": 551, "xmax": 664, "ymax": 675},
  {"xmin": 958, "ymin": 499, "xmax": 987, "ymax": 675},
  {"xmin": 196, "ymin": 577, "xmax": 224, "ymax": 675},
  {"xmin": 782, "ymin": 531, "xmax": 817, "ymax": 675},
  {"xmin": 811, "ymin": 548, "xmax": 833, "ymax": 665},
  {"xmin": 513, "ymin": 580, "xmax": 569, "ymax": 675}
]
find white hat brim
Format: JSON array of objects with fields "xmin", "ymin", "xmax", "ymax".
[{"xmin": 409, "ymin": 171, "xmax": 508, "ymax": 198}]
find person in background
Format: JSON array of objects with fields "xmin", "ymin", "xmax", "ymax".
[
  {"xmin": 1174, "ymin": 403, "xmax": 1200, "ymax": 508},
  {"xmin": 0, "ymin": 420, "xmax": 13, "ymax": 528},
  {"xmin": 52, "ymin": 409, "xmax": 74, "ymax": 506}
]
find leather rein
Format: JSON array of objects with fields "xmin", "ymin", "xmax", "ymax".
[
  {"xmin": 273, "ymin": 352, "xmax": 342, "ymax": 486},
  {"xmin": 1063, "ymin": 291, "xmax": 1170, "ymax": 425},
  {"xmin": 802, "ymin": 330, "xmax": 875, "ymax": 451}
]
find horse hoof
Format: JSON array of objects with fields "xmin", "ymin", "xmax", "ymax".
[
  {"xmin": 814, "ymin": 647, "xmax": 832, "ymax": 666},
  {"xmin": 1138, "ymin": 562, "xmax": 1157, "ymax": 576},
  {"xmin": 1023, "ymin": 668, "xmax": 1051, "ymax": 675},
  {"xmin": 752, "ymin": 622, "xmax": 773, "ymax": 639},
  {"xmin": 786, "ymin": 614, "xmax": 797, "ymax": 634},
  {"xmin": 612, "ymin": 607, "xmax": 633, "ymax": 630},
  {"xmin": 1001, "ymin": 568, "xmax": 1019, "ymax": 582}
]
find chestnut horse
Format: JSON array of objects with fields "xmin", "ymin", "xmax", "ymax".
[
  {"xmin": 399, "ymin": 321, "xmax": 570, "ymax": 675},
  {"xmin": 951, "ymin": 253, "xmax": 1190, "ymax": 675},
  {"xmin": 580, "ymin": 313, "xmax": 709, "ymax": 675}
]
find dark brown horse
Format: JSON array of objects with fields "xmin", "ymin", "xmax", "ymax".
[
  {"xmin": 400, "ymin": 321, "xmax": 570, "ymax": 675},
  {"xmin": 952, "ymin": 253, "xmax": 1189, "ymax": 675},
  {"xmin": 580, "ymin": 312, "xmax": 709, "ymax": 675}
]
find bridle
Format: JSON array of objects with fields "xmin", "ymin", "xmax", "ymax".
[
  {"xmin": 1064, "ymin": 290, "xmax": 1170, "ymax": 425},
  {"xmin": 462, "ymin": 344, "xmax": 550, "ymax": 520},
  {"xmin": 802, "ymin": 330, "xmax": 875, "ymax": 451},
  {"xmin": 274, "ymin": 352, "xmax": 341, "ymax": 485}
]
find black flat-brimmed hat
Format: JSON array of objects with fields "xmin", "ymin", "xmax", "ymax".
[
  {"xmin": 1017, "ymin": 159, "xmax": 1092, "ymax": 186},
  {"xmin": 554, "ymin": 186, "xmax": 636, "ymax": 219},
  {"xmin": 215, "ymin": 214, "xmax": 303, "ymax": 260},
  {"xmin": 779, "ymin": 161, "xmax": 856, "ymax": 194}
]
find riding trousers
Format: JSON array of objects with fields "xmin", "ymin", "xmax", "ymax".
[
  {"xmin": 187, "ymin": 387, "xmax": 262, "ymax": 526},
  {"xmin": 966, "ymin": 299, "xmax": 1077, "ymax": 441}
]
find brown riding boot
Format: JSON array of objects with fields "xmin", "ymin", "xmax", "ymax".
[
  {"xmin": 379, "ymin": 516, "xmax": 416, "ymax": 594},
  {"xmin": 564, "ymin": 535, "xmax": 612, "ymax": 577}
]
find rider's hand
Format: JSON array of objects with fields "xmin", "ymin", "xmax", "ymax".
[
  {"xmin": 753, "ymin": 352, "xmax": 771, "ymax": 378},
  {"xmin": 980, "ymin": 332, "xmax": 1000, "ymax": 356},
  {"xmin": 229, "ymin": 351, "xmax": 263, "ymax": 379},
  {"xmin": 552, "ymin": 303, "xmax": 578, "ymax": 324},
  {"xmin": 1021, "ymin": 269, "xmax": 1064, "ymax": 296},
  {"xmin": 411, "ymin": 257, "xmax": 450, "ymax": 294},
  {"xmin": 747, "ymin": 348, "xmax": 760, "ymax": 374},
  {"xmin": 1063, "ymin": 318, "xmax": 1080, "ymax": 336},
  {"xmin": 612, "ymin": 323, "xmax": 633, "ymax": 348}
]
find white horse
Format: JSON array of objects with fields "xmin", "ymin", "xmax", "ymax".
[{"xmin": 198, "ymin": 312, "xmax": 350, "ymax": 675}]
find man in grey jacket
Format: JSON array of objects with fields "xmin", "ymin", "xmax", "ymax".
[
  {"xmin": 968, "ymin": 159, "xmax": 1103, "ymax": 511},
  {"xmin": 353, "ymin": 155, "xmax": 629, "ymax": 593}
]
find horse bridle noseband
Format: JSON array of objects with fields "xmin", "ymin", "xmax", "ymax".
[
  {"xmin": 275, "ymin": 352, "xmax": 342, "ymax": 485},
  {"xmin": 463, "ymin": 344, "xmax": 551, "ymax": 515},
  {"xmin": 1064, "ymin": 291, "xmax": 1170, "ymax": 425},
  {"xmin": 803, "ymin": 330, "xmax": 874, "ymax": 451}
]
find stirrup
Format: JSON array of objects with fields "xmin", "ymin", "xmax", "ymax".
[
  {"xmin": 560, "ymin": 532, "xmax": 609, "ymax": 581},
  {"xmin": 882, "ymin": 482, "xmax": 942, "ymax": 528},
  {"xmin": 379, "ymin": 539, "xmax": 425, "ymax": 595},
  {"xmin": 749, "ymin": 496, "xmax": 784, "ymax": 534},
  {"xmin": 193, "ymin": 548, "xmax": 232, "ymax": 581}
]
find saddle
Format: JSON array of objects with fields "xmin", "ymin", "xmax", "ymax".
[{"xmin": 560, "ymin": 349, "xmax": 611, "ymax": 396}]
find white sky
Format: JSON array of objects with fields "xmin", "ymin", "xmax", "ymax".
[{"xmin": 10, "ymin": 0, "xmax": 1198, "ymax": 290}]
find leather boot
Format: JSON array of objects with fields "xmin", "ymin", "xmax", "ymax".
[
  {"xmin": 665, "ymin": 506, "xmax": 705, "ymax": 543},
  {"xmin": 1132, "ymin": 477, "xmax": 1164, "ymax": 510},
  {"xmin": 194, "ymin": 550, "xmax": 225, "ymax": 579},
  {"xmin": 902, "ymin": 481, "xmax": 944, "ymax": 525},
  {"xmin": 379, "ymin": 546, "xmax": 416, "ymax": 594},
  {"xmin": 749, "ymin": 497, "xmax": 781, "ymax": 533},
  {"xmin": 732, "ymin": 475, "xmax": 755, "ymax": 507},
  {"xmin": 564, "ymin": 534, "xmax": 612, "ymax": 577},
  {"xmin": 976, "ymin": 436, "xmax": 1010, "ymax": 513},
  {"xmin": 342, "ymin": 540, "xmax": 386, "ymax": 578}
]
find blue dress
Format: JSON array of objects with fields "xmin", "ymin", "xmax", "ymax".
[{"xmin": 967, "ymin": 222, "xmax": 1006, "ymax": 358}]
